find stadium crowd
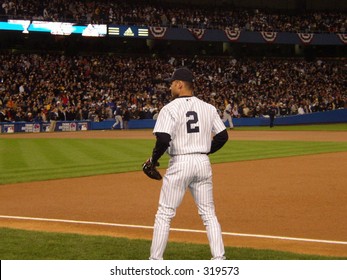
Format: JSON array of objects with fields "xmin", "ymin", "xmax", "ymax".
[
  {"xmin": 0, "ymin": 0, "xmax": 346, "ymax": 33},
  {"xmin": 0, "ymin": 53, "xmax": 346, "ymax": 124}
]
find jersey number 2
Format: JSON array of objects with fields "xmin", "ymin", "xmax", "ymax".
[{"xmin": 186, "ymin": 111, "xmax": 200, "ymax": 133}]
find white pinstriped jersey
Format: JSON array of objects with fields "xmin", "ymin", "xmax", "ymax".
[{"xmin": 153, "ymin": 96, "xmax": 226, "ymax": 155}]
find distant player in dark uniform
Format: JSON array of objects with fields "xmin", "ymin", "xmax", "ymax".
[
  {"xmin": 112, "ymin": 104, "xmax": 123, "ymax": 129},
  {"xmin": 268, "ymin": 103, "xmax": 277, "ymax": 128}
]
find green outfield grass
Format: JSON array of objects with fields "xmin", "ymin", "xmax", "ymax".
[
  {"xmin": 0, "ymin": 227, "xmax": 345, "ymax": 260},
  {"xmin": 1, "ymin": 138, "xmax": 347, "ymax": 184},
  {"xmin": 234, "ymin": 123, "xmax": 347, "ymax": 131}
]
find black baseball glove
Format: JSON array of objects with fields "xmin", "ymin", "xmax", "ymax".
[{"xmin": 142, "ymin": 158, "xmax": 162, "ymax": 180}]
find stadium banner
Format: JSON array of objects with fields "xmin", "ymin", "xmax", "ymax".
[
  {"xmin": 19, "ymin": 123, "xmax": 41, "ymax": 133},
  {"xmin": 0, "ymin": 20, "xmax": 30, "ymax": 33},
  {"xmin": 2, "ymin": 124, "xmax": 15, "ymax": 133},
  {"xmin": 1, "ymin": 21, "xmax": 345, "ymax": 45},
  {"xmin": 59, "ymin": 122, "xmax": 77, "ymax": 132},
  {"xmin": 0, "ymin": 121, "xmax": 91, "ymax": 133},
  {"xmin": 27, "ymin": 21, "xmax": 107, "ymax": 36},
  {"xmin": 108, "ymin": 25, "xmax": 149, "ymax": 38},
  {"xmin": 57, "ymin": 121, "xmax": 91, "ymax": 132},
  {"xmin": 0, "ymin": 20, "xmax": 106, "ymax": 36},
  {"xmin": 42, "ymin": 123, "xmax": 51, "ymax": 132},
  {"xmin": 78, "ymin": 122, "xmax": 90, "ymax": 131}
]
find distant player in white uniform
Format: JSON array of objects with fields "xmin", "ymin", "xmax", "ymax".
[
  {"xmin": 112, "ymin": 104, "xmax": 123, "ymax": 130},
  {"xmin": 222, "ymin": 101, "xmax": 234, "ymax": 129},
  {"xmin": 145, "ymin": 67, "xmax": 228, "ymax": 260}
]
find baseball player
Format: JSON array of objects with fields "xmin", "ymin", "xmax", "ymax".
[
  {"xmin": 222, "ymin": 101, "xmax": 234, "ymax": 129},
  {"xmin": 112, "ymin": 104, "xmax": 123, "ymax": 130},
  {"xmin": 143, "ymin": 67, "xmax": 228, "ymax": 260}
]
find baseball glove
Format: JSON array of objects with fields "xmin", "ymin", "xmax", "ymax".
[{"xmin": 142, "ymin": 158, "xmax": 162, "ymax": 180}]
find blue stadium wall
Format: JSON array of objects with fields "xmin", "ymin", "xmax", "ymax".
[{"xmin": 1, "ymin": 109, "xmax": 346, "ymax": 133}]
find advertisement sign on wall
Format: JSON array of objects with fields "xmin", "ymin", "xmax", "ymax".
[{"xmin": 3, "ymin": 124, "xmax": 15, "ymax": 133}]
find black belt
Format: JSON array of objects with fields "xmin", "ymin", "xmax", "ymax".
[{"xmin": 171, "ymin": 153, "xmax": 207, "ymax": 156}]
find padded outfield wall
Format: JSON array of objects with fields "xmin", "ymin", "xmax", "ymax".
[{"xmin": 1, "ymin": 109, "xmax": 346, "ymax": 133}]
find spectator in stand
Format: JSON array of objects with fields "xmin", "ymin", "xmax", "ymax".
[
  {"xmin": 0, "ymin": 107, "xmax": 7, "ymax": 122},
  {"xmin": 49, "ymin": 107, "xmax": 58, "ymax": 132},
  {"xmin": 122, "ymin": 107, "xmax": 131, "ymax": 129},
  {"xmin": 298, "ymin": 105, "xmax": 305, "ymax": 115},
  {"xmin": 143, "ymin": 107, "xmax": 153, "ymax": 119}
]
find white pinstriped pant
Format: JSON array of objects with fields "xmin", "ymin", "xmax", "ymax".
[{"xmin": 150, "ymin": 154, "xmax": 225, "ymax": 260}]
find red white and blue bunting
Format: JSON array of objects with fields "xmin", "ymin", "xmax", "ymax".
[
  {"xmin": 188, "ymin": 28, "xmax": 205, "ymax": 40},
  {"xmin": 149, "ymin": 26, "xmax": 167, "ymax": 38},
  {"xmin": 298, "ymin": 33, "xmax": 314, "ymax": 44},
  {"xmin": 337, "ymin": 33, "xmax": 347, "ymax": 44},
  {"xmin": 224, "ymin": 28, "xmax": 241, "ymax": 42},
  {"xmin": 260, "ymin": 31, "xmax": 277, "ymax": 43}
]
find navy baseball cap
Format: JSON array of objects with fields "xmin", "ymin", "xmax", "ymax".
[{"xmin": 164, "ymin": 67, "xmax": 194, "ymax": 83}]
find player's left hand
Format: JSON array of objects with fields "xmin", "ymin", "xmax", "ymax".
[{"xmin": 142, "ymin": 158, "xmax": 162, "ymax": 180}]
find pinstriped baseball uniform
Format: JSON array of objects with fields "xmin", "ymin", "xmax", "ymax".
[
  {"xmin": 150, "ymin": 95, "xmax": 226, "ymax": 260},
  {"xmin": 222, "ymin": 102, "xmax": 234, "ymax": 129}
]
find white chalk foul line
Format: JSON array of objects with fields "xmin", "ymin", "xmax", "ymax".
[{"xmin": 1, "ymin": 215, "xmax": 347, "ymax": 246}]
